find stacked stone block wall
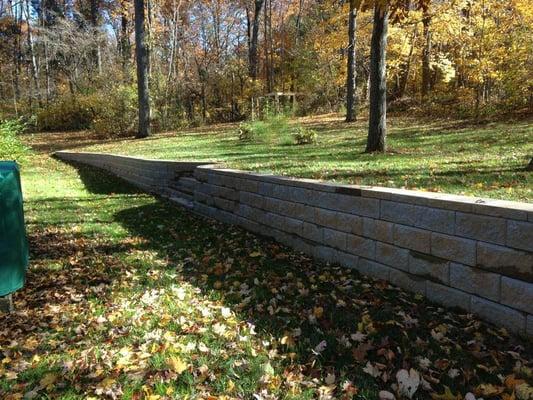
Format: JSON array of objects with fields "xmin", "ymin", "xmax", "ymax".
[{"xmin": 55, "ymin": 151, "xmax": 533, "ymax": 338}]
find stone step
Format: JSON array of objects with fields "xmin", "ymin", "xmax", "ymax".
[
  {"xmin": 178, "ymin": 177, "xmax": 198, "ymax": 189},
  {"xmin": 165, "ymin": 188, "xmax": 194, "ymax": 202},
  {"xmin": 168, "ymin": 183, "xmax": 194, "ymax": 196},
  {"xmin": 170, "ymin": 196, "xmax": 194, "ymax": 209}
]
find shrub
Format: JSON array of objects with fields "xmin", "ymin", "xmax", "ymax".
[
  {"xmin": 237, "ymin": 122, "xmax": 255, "ymax": 141},
  {"xmin": 236, "ymin": 114, "xmax": 292, "ymax": 144},
  {"xmin": 36, "ymin": 97, "xmax": 94, "ymax": 131},
  {"xmin": 35, "ymin": 85, "xmax": 138, "ymax": 136},
  {"xmin": 0, "ymin": 118, "xmax": 30, "ymax": 162},
  {"xmin": 292, "ymin": 126, "xmax": 318, "ymax": 145},
  {"xmin": 89, "ymin": 85, "xmax": 137, "ymax": 137}
]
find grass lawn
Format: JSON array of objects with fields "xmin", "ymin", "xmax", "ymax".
[
  {"xmin": 60, "ymin": 114, "xmax": 533, "ymax": 202},
  {"xmin": 0, "ymin": 129, "xmax": 531, "ymax": 399}
]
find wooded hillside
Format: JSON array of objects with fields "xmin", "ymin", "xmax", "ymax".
[{"xmin": 1, "ymin": 0, "xmax": 532, "ymax": 134}]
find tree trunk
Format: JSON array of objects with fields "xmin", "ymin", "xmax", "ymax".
[
  {"xmin": 267, "ymin": 0, "xmax": 274, "ymax": 92},
  {"xmin": 366, "ymin": 3, "xmax": 388, "ymax": 153},
  {"xmin": 25, "ymin": 0, "xmax": 42, "ymax": 108},
  {"xmin": 247, "ymin": 0, "xmax": 264, "ymax": 79},
  {"xmin": 120, "ymin": 2, "xmax": 131, "ymax": 73},
  {"xmin": 393, "ymin": 26, "xmax": 416, "ymax": 100},
  {"xmin": 345, "ymin": 0, "xmax": 357, "ymax": 122},
  {"xmin": 90, "ymin": 0, "xmax": 102, "ymax": 74},
  {"xmin": 264, "ymin": 0, "xmax": 272, "ymax": 92},
  {"xmin": 12, "ymin": 24, "xmax": 21, "ymax": 110},
  {"xmin": 421, "ymin": 10, "xmax": 431, "ymax": 98},
  {"xmin": 44, "ymin": 43, "xmax": 51, "ymax": 102},
  {"xmin": 134, "ymin": 0, "xmax": 151, "ymax": 138}
]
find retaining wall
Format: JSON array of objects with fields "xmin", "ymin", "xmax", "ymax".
[{"xmin": 55, "ymin": 151, "xmax": 533, "ymax": 338}]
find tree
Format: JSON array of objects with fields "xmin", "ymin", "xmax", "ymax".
[
  {"xmin": 345, "ymin": 0, "xmax": 358, "ymax": 122},
  {"xmin": 246, "ymin": 0, "xmax": 265, "ymax": 79},
  {"xmin": 421, "ymin": 6, "xmax": 431, "ymax": 98},
  {"xmin": 134, "ymin": 0, "xmax": 151, "ymax": 138},
  {"xmin": 366, "ymin": 2, "xmax": 388, "ymax": 153}
]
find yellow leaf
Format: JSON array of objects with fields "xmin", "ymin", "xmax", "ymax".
[
  {"xmin": 168, "ymin": 356, "xmax": 188, "ymax": 374},
  {"xmin": 99, "ymin": 378, "xmax": 116, "ymax": 390},
  {"xmin": 227, "ymin": 379, "xmax": 235, "ymax": 392},
  {"xmin": 431, "ymin": 386, "xmax": 462, "ymax": 400},
  {"xmin": 23, "ymin": 338, "xmax": 39, "ymax": 351},
  {"xmin": 475, "ymin": 384, "xmax": 505, "ymax": 397},
  {"xmin": 516, "ymin": 383, "xmax": 533, "ymax": 400},
  {"xmin": 40, "ymin": 373, "xmax": 57, "ymax": 389},
  {"xmin": 281, "ymin": 335, "xmax": 295, "ymax": 347},
  {"xmin": 5, "ymin": 371, "xmax": 18, "ymax": 380}
]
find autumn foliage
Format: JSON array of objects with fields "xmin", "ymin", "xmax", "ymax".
[{"xmin": 0, "ymin": 0, "xmax": 531, "ymax": 132}]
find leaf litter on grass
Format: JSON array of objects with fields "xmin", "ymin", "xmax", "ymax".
[{"xmin": 1, "ymin": 155, "xmax": 532, "ymax": 400}]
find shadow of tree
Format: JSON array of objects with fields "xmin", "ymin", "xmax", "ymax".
[
  {"xmin": 99, "ymin": 175, "xmax": 530, "ymax": 397},
  {"xmin": 20, "ymin": 160, "xmax": 527, "ymax": 398},
  {"xmin": 55, "ymin": 159, "xmax": 145, "ymax": 195}
]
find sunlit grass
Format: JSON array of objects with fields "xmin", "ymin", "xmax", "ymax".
[
  {"xmin": 72, "ymin": 114, "xmax": 533, "ymax": 202},
  {"xmin": 1, "ymin": 138, "xmax": 531, "ymax": 399}
]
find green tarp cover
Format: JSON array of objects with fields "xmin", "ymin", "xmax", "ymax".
[{"xmin": 0, "ymin": 161, "xmax": 28, "ymax": 296}]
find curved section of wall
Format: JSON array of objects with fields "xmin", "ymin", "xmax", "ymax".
[{"xmin": 55, "ymin": 151, "xmax": 533, "ymax": 338}]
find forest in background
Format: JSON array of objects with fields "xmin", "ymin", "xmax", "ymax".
[{"xmin": 0, "ymin": 0, "xmax": 532, "ymax": 137}]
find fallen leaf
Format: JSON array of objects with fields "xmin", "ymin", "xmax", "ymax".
[
  {"xmin": 396, "ymin": 368, "xmax": 420, "ymax": 399},
  {"xmin": 39, "ymin": 373, "xmax": 57, "ymax": 389},
  {"xmin": 431, "ymin": 386, "xmax": 462, "ymax": 400},
  {"xmin": 363, "ymin": 362, "xmax": 381, "ymax": 378},
  {"xmin": 379, "ymin": 390, "xmax": 396, "ymax": 400},
  {"xmin": 168, "ymin": 356, "xmax": 188, "ymax": 374}
]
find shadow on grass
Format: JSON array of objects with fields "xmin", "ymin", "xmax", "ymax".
[
  {"xmin": 55, "ymin": 158, "xmax": 146, "ymax": 195},
  {"xmin": 111, "ymin": 198, "xmax": 532, "ymax": 396},
  {"xmin": 51, "ymin": 161, "xmax": 532, "ymax": 397}
]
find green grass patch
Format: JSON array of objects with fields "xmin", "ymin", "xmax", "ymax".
[
  {"xmin": 0, "ymin": 140, "xmax": 531, "ymax": 399},
  {"xmin": 76, "ymin": 114, "xmax": 533, "ymax": 201}
]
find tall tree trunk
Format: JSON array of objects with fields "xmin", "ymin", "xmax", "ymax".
[
  {"xmin": 345, "ymin": 0, "xmax": 357, "ymax": 122},
  {"xmin": 201, "ymin": 82, "xmax": 207, "ymax": 122},
  {"xmin": 393, "ymin": 26, "xmax": 417, "ymax": 100},
  {"xmin": 247, "ymin": 0, "xmax": 264, "ymax": 79},
  {"xmin": 90, "ymin": 0, "xmax": 102, "ymax": 74},
  {"xmin": 25, "ymin": 0, "xmax": 42, "ymax": 108},
  {"xmin": 163, "ymin": 0, "xmax": 180, "ymax": 124},
  {"xmin": 289, "ymin": 0, "xmax": 304, "ymax": 96},
  {"xmin": 120, "ymin": 8, "xmax": 130, "ymax": 72},
  {"xmin": 134, "ymin": 0, "xmax": 151, "ymax": 138},
  {"xmin": 44, "ymin": 43, "xmax": 51, "ymax": 102},
  {"xmin": 421, "ymin": 9, "xmax": 431, "ymax": 98},
  {"xmin": 366, "ymin": 3, "xmax": 388, "ymax": 153},
  {"xmin": 267, "ymin": 0, "xmax": 274, "ymax": 92},
  {"xmin": 263, "ymin": 0, "xmax": 271, "ymax": 92},
  {"xmin": 11, "ymin": 78, "xmax": 18, "ymax": 115},
  {"xmin": 12, "ymin": 30, "xmax": 20, "ymax": 110}
]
